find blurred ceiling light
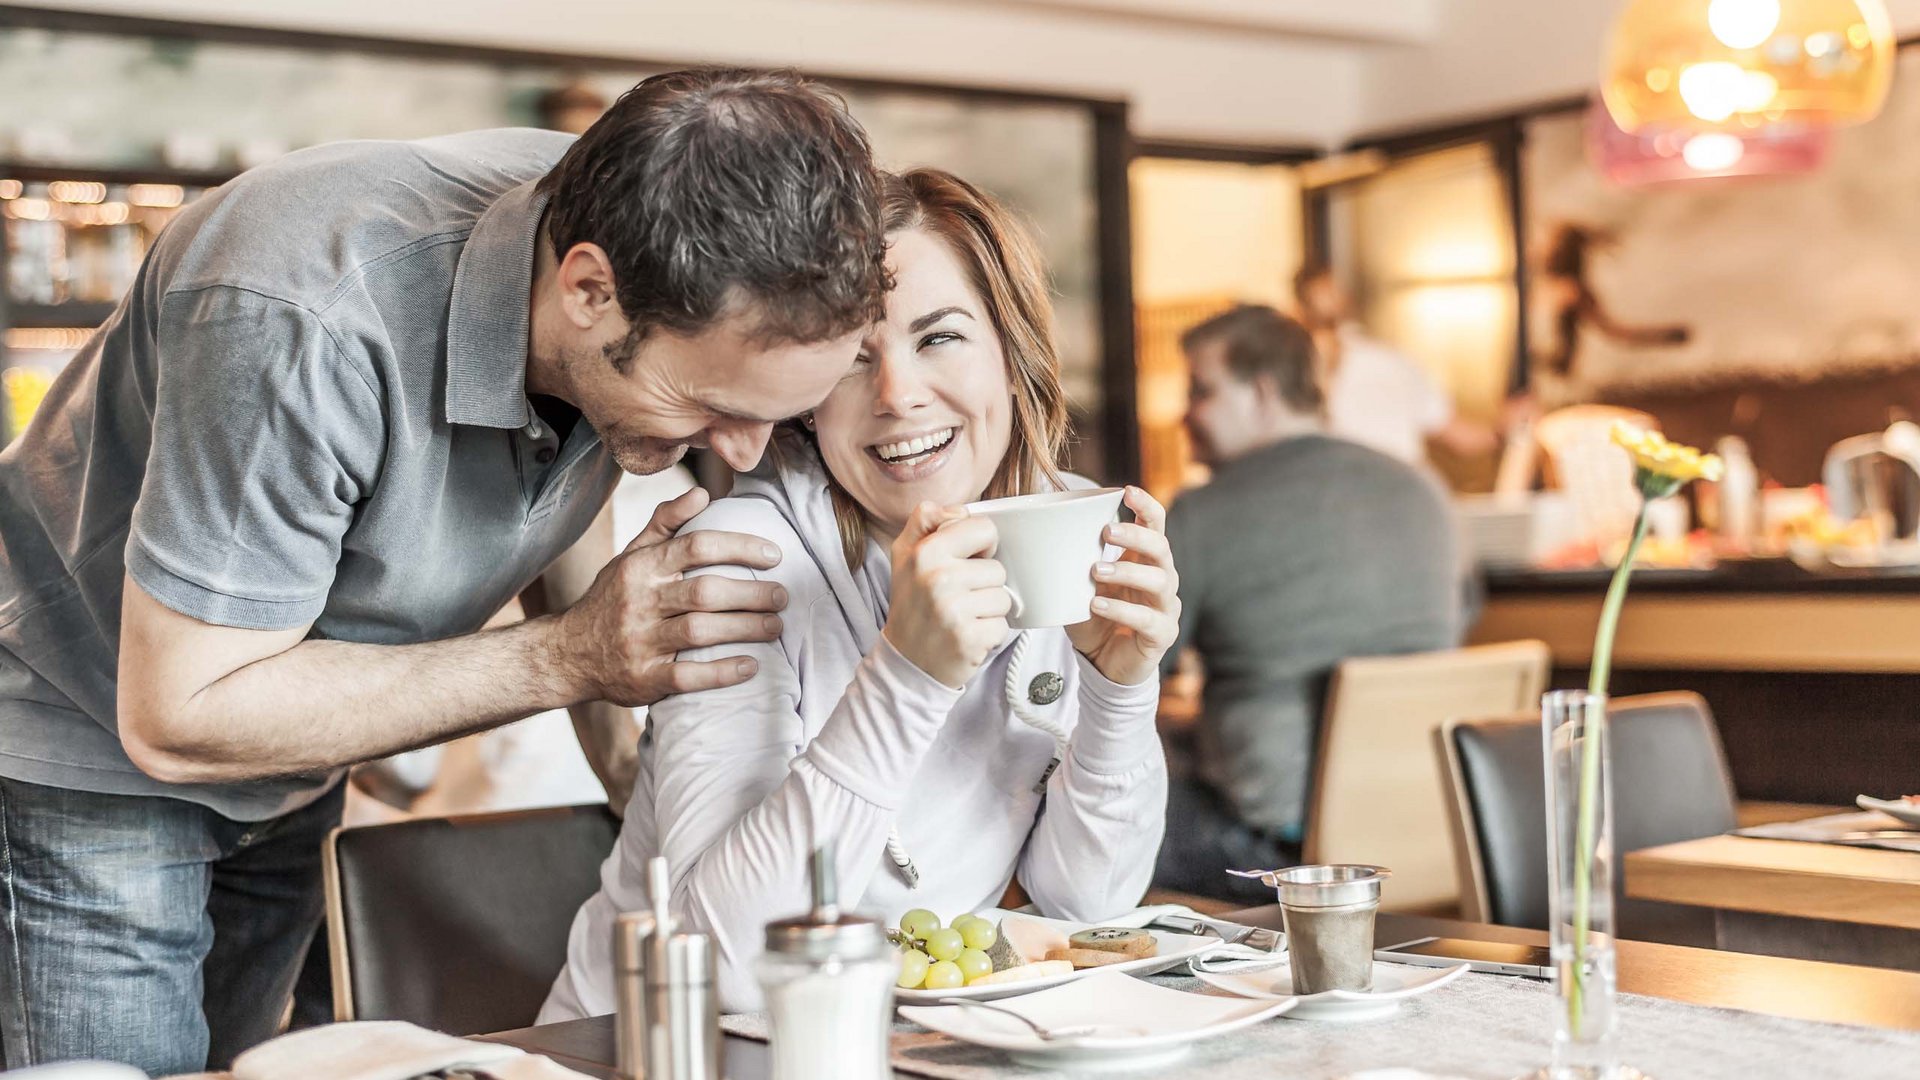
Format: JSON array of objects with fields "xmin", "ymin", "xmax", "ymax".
[
  {"xmin": 1709, "ymin": 0, "xmax": 1781, "ymax": 49},
  {"xmin": 1679, "ymin": 60, "xmax": 1750, "ymax": 120},
  {"xmin": 46, "ymin": 180, "xmax": 106, "ymax": 204},
  {"xmin": 1588, "ymin": 101, "xmax": 1827, "ymax": 185},
  {"xmin": 1682, "ymin": 132, "xmax": 1748, "ymax": 169},
  {"xmin": 0, "ymin": 179, "xmax": 21, "ymax": 200},
  {"xmin": 6, "ymin": 198, "xmax": 52, "ymax": 221},
  {"xmin": 1604, "ymin": 0, "xmax": 1894, "ymax": 133}
]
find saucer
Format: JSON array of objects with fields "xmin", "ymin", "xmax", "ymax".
[
  {"xmin": 1856, "ymin": 795, "xmax": 1920, "ymax": 828},
  {"xmin": 1195, "ymin": 960, "xmax": 1468, "ymax": 1021},
  {"xmin": 899, "ymin": 968, "xmax": 1294, "ymax": 1070}
]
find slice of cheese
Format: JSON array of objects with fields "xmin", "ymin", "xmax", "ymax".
[
  {"xmin": 967, "ymin": 960, "xmax": 1074, "ymax": 986},
  {"xmin": 984, "ymin": 915, "xmax": 1069, "ymax": 971}
]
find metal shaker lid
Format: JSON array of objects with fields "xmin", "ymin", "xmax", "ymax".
[
  {"xmin": 614, "ymin": 911, "xmax": 655, "ymax": 974},
  {"xmin": 619, "ymin": 857, "xmax": 716, "ymax": 986},
  {"xmin": 646, "ymin": 927, "xmax": 714, "ymax": 987},
  {"xmin": 765, "ymin": 846, "xmax": 888, "ymax": 961}
]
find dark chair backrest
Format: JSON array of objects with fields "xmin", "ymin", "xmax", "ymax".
[
  {"xmin": 322, "ymin": 804, "xmax": 619, "ymax": 1035},
  {"xmin": 1436, "ymin": 691, "xmax": 1738, "ymax": 934}
]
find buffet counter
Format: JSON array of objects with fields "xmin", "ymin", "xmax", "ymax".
[{"xmin": 1471, "ymin": 559, "xmax": 1920, "ymax": 805}]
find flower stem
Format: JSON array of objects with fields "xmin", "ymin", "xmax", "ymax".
[{"xmin": 1568, "ymin": 506, "xmax": 1650, "ymax": 1038}]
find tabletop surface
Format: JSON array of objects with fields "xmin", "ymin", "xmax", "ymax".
[
  {"xmin": 484, "ymin": 907, "xmax": 1920, "ymax": 1078},
  {"xmin": 1624, "ymin": 833, "xmax": 1920, "ymax": 930}
]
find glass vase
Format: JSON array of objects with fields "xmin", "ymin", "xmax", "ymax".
[{"xmin": 1532, "ymin": 690, "xmax": 1647, "ymax": 1080}]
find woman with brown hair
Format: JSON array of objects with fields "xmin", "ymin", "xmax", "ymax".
[{"xmin": 542, "ymin": 169, "xmax": 1177, "ymax": 1015}]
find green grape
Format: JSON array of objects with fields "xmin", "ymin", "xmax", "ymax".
[
  {"xmin": 923, "ymin": 960, "xmax": 965, "ymax": 991},
  {"xmin": 923, "ymin": 927, "xmax": 964, "ymax": 962},
  {"xmin": 896, "ymin": 948, "xmax": 931, "ymax": 989},
  {"xmin": 955, "ymin": 948, "xmax": 993, "ymax": 983},
  {"xmin": 899, "ymin": 908, "xmax": 941, "ymax": 941},
  {"xmin": 957, "ymin": 918, "xmax": 996, "ymax": 951}
]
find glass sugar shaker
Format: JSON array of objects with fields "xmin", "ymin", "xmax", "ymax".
[{"xmin": 756, "ymin": 846, "xmax": 896, "ymax": 1080}]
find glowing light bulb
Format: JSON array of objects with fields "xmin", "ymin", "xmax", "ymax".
[
  {"xmin": 1709, "ymin": 0, "xmax": 1781, "ymax": 50},
  {"xmin": 1679, "ymin": 61, "xmax": 1749, "ymax": 121},
  {"xmin": 1739, "ymin": 70, "xmax": 1780, "ymax": 111},
  {"xmin": 1682, "ymin": 132, "xmax": 1748, "ymax": 170}
]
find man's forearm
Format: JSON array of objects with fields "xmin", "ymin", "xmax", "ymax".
[{"xmin": 128, "ymin": 615, "xmax": 585, "ymax": 785}]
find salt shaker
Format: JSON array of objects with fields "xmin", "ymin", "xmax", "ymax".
[
  {"xmin": 612, "ymin": 909, "xmax": 654, "ymax": 1080},
  {"xmin": 613, "ymin": 856, "xmax": 719, "ymax": 1080},
  {"xmin": 757, "ymin": 846, "xmax": 896, "ymax": 1080}
]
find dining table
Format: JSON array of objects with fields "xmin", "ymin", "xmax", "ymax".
[
  {"xmin": 1624, "ymin": 814, "xmax": 1920, "ymax": 971},
  {"xmin": 482, "ymin": 907, "xmax": 1920, "ymax": 1079}
]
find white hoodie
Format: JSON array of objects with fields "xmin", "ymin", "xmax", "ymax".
[{"xmin": 542, "ymin": 432, "xmax": 1168, "ymax": 1016}]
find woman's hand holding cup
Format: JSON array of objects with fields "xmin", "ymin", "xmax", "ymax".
[
  {"xmin": 882, "ymin": 502, "xmax": 1013, "ymax": 689},
  {"xmin": 1067, "ymin": 486, "xmax": 1181, "ymax": 687}
]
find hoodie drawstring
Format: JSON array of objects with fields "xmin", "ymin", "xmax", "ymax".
[{"xmin": 885, "ymin": 631, "xmax": 1068, "ymax": 890}]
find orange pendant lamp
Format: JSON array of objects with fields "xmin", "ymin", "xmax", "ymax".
[{"xmin": 1602, "ymin": 0, "xmax": 1896, "ymax": 134}]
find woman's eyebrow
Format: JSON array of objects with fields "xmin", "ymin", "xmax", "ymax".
[{"xmin": 907, "ymin": 306, "xmax": 973, "ymax": 334}]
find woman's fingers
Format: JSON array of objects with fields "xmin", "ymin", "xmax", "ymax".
[
  {"xmin": 918, "ymin": 513, "xmax": 1000, "ymax": 563},
  {"xmin": 1090, "ymin": 595, "xmax": 1179, "ymax": 648},
  {"xmin": 1093, "ymin": 560, "xmax": 1174, "ymax": 601},
  {"xmin": 1103, "ymin": 521, "xmax": 1173, "ymax": 566},
  {"xmin": 1121, "ymin": 485, "xmax": 1166, "ymax": 533}
]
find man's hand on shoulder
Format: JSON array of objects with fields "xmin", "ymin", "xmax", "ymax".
[{"xmin": 546, "ymin": 486, "xmax": 790, "ymax": 707}]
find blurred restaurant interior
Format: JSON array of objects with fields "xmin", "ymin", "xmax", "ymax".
[{"xmin": 5, "ymin": 1, "xmax": 1920, "ymax": 1077}]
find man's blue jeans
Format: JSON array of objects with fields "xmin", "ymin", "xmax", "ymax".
[{"xmin": 0, "ymin": 775, "xmax": 344, "ymax": 1074}]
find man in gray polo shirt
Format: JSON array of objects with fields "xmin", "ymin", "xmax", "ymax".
[
  {"xmin": 0, "ymin": 69, "xmax": 888, "ymax": 1072},
  {"xmin": 1152, "ymin": 305, "xmax": 1463, "ymax": 903}
]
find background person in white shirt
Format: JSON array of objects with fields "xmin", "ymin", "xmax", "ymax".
[
  {"xmin": 543, "ymin": 169, "xmax": 1175, "ymax": 1016},
  {"xmin": 1293, "ymin": 263, "xmax": 1498, "ymax": 469}
]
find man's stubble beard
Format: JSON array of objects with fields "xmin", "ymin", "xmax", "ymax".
[{"xmin": 608, "ymin": 432, "xmax": 688, "ymax": 476}]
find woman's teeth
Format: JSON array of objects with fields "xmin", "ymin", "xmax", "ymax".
[{"xmin": 875, "ymin": 428, "xmax": 955, "ymax": 464}]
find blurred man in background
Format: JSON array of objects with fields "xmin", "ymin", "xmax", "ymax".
[
  {"xmin": 1155, "ymin": 305, "xmax": 1463, "ymax": 902},
  {"xmin": 1294, "ymin": 262, "xmax": 1499, "ymax": 470}
]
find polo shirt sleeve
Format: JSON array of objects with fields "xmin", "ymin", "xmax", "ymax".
[{"xmin": 126, "ymin": 285, "xmax": 386, "ymax": 631}]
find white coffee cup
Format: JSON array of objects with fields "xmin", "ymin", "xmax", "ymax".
[{"xmin": 965, "ymin": 487, "xmax": 1125, "ymax": 629}]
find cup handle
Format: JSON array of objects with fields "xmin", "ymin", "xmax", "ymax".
[{"xmin": 1003, "ymin": 581, "xmax": 1024, "ymax": 622}]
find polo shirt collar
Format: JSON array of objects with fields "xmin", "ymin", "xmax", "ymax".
[{"xmin": 445, "ymin": 180, "xmax": 547, "ymax": 428}]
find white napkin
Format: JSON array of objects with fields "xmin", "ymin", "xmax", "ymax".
[
  {"xmin": 229, "ymin": 1021, "xmax": 589, "ymax": 1080},
  {"xmin": 985, "ymin": 903, "xmax": 1287, "ymax": 972}
]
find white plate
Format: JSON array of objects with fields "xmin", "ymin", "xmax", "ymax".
[
  {"xmin": 1857, "ymin": 795, "xmax": 1920, "ymax": 828},
  {"xmin": 899, "ymin": 968, "xmax": 1295, "ymax": 1070},
  {"xmin": 1195, "ymin": 960, "xmax": 1469, "ymax": 1022},
  {"xmin": 894, "ymin": 914, "xmax": 1225, "ymax": 1003}
]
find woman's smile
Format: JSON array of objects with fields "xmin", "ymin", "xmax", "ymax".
[{"xmin": 867, "ymin": 425, "xmax": 961, "ymax": 481}]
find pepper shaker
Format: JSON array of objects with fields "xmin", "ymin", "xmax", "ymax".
[
  {"xmin": 756, "ymin": 846, "xmax": 896, "ymax": 1080},
  {"xmin": 612, "ymin": 856, "xmax": 719, "ymax": 1080}
]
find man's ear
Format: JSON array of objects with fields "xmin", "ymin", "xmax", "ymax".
[{"xmin": 555, "ymin": 242, "xmax": 621, "ymax": 330}]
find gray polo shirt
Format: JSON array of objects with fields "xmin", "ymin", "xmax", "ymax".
[
  {"xmin": 1164, "ymin": 434, "xmax": 1463, "ymax": 836},
  {"xmin": 0, "ymin": 129, "xmax": 619, "ymax": 821}
]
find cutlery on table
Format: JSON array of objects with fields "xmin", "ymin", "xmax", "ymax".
[{"xmin": 1145, "ymin": 913, "xmax": 1284, "ymax": 953}]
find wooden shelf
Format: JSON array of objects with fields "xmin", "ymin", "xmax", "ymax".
[{"xmin": 8, "ymin": 301, "xmax": 117, "ymax": 329}]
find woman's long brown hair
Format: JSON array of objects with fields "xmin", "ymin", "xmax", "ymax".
[{"xmin": 823, "ymin": 168, "xmax": 1070, "ymax": 569}]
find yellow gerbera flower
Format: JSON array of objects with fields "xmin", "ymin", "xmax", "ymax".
[{"xmin": 1610, "ymin": 422, "xmax": 1723, "ymax": 484}]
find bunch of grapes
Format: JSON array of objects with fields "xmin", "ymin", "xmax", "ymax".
[{"xmin": 892, "ymin": 908, "xmax": 998, "ymax": 990}]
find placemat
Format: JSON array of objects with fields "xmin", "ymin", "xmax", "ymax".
[
  {"xmin": 1736, "ymin": 810, "xmax": 1920, "ymax": 853},
  {"xmin": 721, "ymin": 968, "xmax": 1920, "ymax": 1079}
]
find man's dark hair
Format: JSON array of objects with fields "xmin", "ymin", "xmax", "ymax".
[
  {"xmin": 537, "ymin": 68, "xmax": 888, "ymax": 362},
  {"xmin": 1180, "ymin": 304, "xmax": 1323, "ymax": 414}
]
